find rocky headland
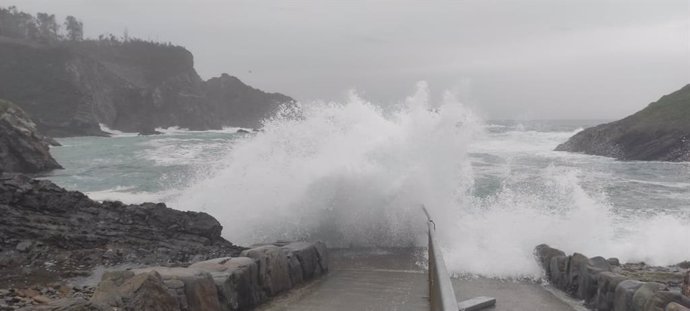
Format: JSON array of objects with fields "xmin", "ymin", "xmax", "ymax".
[
  {"xmin": 0, "ymin": 174, "xmax": 329, "ymax": 310},
  {"xmin": 0, "ymin": 7, "xmax": 294, "ymax": 137},
  {"xmin": 0, "ymin": 99, "xmax": 61, "ymax": 174},
  {"xmin": 556, "ymin": 84, "xmax": 690, "ymax": 161},
  {"xmin": 535, "ymin": 244, "xmax": 690, "ymax": 311}
]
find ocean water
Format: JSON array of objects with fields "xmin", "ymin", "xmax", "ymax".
[{"xmin": 41, "ymin": 82, "xmax": 690, "ymax": 279}]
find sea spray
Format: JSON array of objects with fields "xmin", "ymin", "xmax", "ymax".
[
  {"xmin": 172, "ymin": 82, "xmax": 690, "ymax": 278},
  {"xmin": 174, "ymin": 81, "xmax": 481, "ymax": 247}
]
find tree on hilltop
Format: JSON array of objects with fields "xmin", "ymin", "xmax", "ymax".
[{"xmin": 64, "ymin": 15, "xmax": 83, "ymax": 41}]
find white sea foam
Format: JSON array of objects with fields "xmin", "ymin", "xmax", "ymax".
[
  {"xmin": 154, "ymin": 126, "xmax": 251, "ymax": 135},
  {"xmin": 98, "ymin": 123, "xmax": 138, "ymax": 137},
  {"xmin": 87, "ymin": 186, "xmax": 175, "ymax": 204},
  {"xmin": 172, "ymin": 82, "xmax": 690, "ymax": 278}
]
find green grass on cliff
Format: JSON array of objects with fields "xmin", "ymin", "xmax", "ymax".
[{"xmin": 621, "ymin": 84, "xmax": 690, "ymax": 131}]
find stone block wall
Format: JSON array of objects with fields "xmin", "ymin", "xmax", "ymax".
[{"xmin": 535, "ymin": 244, "xmax": 690, "ymax": 311}]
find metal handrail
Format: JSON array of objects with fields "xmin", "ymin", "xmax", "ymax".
[{"xmin": 423, "ymin": 206, "xmax": 460, "ymax": 311}]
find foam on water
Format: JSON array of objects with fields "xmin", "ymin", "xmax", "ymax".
[{"xmin": 171, "ymin": 82, "xmax": 690, "ymax": 278}]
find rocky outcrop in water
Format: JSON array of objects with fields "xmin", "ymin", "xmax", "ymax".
[
  {"xmin": 0, "ymin": 37, "xmax": 294, "ymax": 137},
  {"xmin": 0, "ymin": 99, "xmax": 61, "ymax": 173},
  {"xmin": 535, "ymin": 244, "xmax": 690, "ymax": 311},
  {"xmin": 0, "ymin": 174, "xmax": 244, "ymax": 289},
  {"xmin": 556, "ymin": 84, "xmax": 690, "ymax": 161}
]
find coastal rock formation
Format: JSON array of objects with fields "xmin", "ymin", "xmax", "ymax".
[
  {"xmin": 535, "ymin": 244, "xmax": 690, "ymax": 311},
  {"xmin": 0, "ymin": 174, "xmax": 243, "ymax": 289},
  {"xmin": 556, "ymin": 84, "xmax": 690, "ymax": 161},
  {"xmin": 0, "ymin": 38, "xmax": 294, "ymax": 137},
  {"xmin": 0, "ymin": 99, "xmax": 62, "ymax": 173}
]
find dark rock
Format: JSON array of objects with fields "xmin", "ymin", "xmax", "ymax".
[
  {"xmin": 534, "ymin": 244, "xmax": 566, "ymax": 276},
  {"xmin": 549, "ymin": 255, "xmax": 569, "ymax": 290},
  {"xmin": 131, "ymin": 267, "xmax": 221, "ymax": 311},
  {"xmin": 580, "ymin": 256, "xmax": 613, "ymax": 306},
  {"xmin": 556, "ymin": 84, "xmax": 690, "ymax": 161},
  {"xmin": 91, "ymin": 271, "xmax": 180, "ymax": 311},
  {"xmin": 632, "ymin": 282, "xmax": 667, "ymax": 311},
  {"xmin": 282, "ymin": 241, "xmax": 329, "ymax": 280},
  {"xmin": 190, "ymin": 257, "xmax": 264, "ymax": 310},
  {"xmin": 595, "ymin": 272, "xmax": 628, "ymax": 311},
  {"xmin": 683, "ymin": 271, "xmax": 690, "ymax": 297},
  {"xmin": 0, "ymin": 99, "xmax": 62, "ymax": 173},
  {"xmin": 614, "ymin": 280, "xmax": 644, "ymax": 311},
  {"xmin": 240, "ymin": 245, "xmax": 292, "ymax": 296},
  {"xmin": 236, "ymin": 129, "xmax": 251, "ymax": 134},
  {"xmin": 608, "ymin": 258, "xmax": 621, "ymax": 266},
  {"xmin": 643, "ymin": 291, "xmax": 690, "ymax": 311},
  {"xmin": 0, "ymin": 175, "xmax": 242, "ymax": 288}
]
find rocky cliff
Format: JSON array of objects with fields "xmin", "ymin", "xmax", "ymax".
[
  {"xmin": 0, "ymin": 37, "xmax": 294, "ymax": 137},
  {"xmin": 556, "ymin": 84, "xmax": 690, "ymax": 161},
  {"xmin": 0, "ymin": 99, "xmax": 61, "ymax": 173}
]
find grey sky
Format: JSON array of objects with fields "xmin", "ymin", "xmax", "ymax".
[{"xmin": 2, "ymin": 0, "xmax": 689, "ymax": 119}]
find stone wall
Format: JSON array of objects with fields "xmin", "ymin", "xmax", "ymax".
[
  {"xmin": 535, "ymin": 244, "xmax": 690, "ymax": 311},
  {"xmin": 32, "ymin": 241, "xmax": 329, "ymax": 311}
]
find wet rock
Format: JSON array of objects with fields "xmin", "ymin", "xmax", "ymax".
[
  {"xmin": 131, "ymin": 266, "xmax": 221, "ymax": 311},
  {"xmin": 534, "ymin": 244, "xmax": 566, "ymax": 277},
  {"xmin": 595, "ymin": 272, "xmax": 627, "ymax": 311},
  {"xmin": 614, "ymin": 280, "xmax": 644, "ymax": 311},
  {"xmin": 580, "ymin": 256, "xmax": 612, "ymax": 306},
  {"xmin": 632, "ymin": 282, "xmax": 666, "ymax": 311},
  {"xmin": 549, "ymin": 255, "xmax": 569, "ymax": 290},
  {"xmin": 608, "ymin": 258, "xmax": 621, "ymax": 266},
  {"xmin": 642, "ymin": 291, "xmax": 690, "ymax": 311},
  {"xmin": 190, "ymin": 256, "xmax": 264, "ymax": 310},
  {"xmin": 282, "ymin": 241, "xmax": 329, "ymax": 280},
  {"xmin": 241, "ymin": 245, "xmax": 292, "ymax": 296},
  {"xmin": 0, "ymin": 175, "xmax": 242, "ymax": 287},
  {"xmin": 91, "ymin": 271, "xmax": 180, "ymax": 311},
  {"xmin": 683, "ymin": 271, "xmax": 690, "ymax": 297}
]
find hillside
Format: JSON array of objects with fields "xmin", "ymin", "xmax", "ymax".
[
  {"xmin": 0, "ymin": 38, "xmax": 293, "ymax": 137},
  {"xmin": 555, "ymin": 84, "xmax": 690, "ymax": 161}
]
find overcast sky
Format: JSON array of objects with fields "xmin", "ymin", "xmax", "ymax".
[{"xmin": 3, "ymin": 0, "xmax": 689, "ymax": 120}]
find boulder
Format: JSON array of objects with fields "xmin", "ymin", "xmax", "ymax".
[
  {"xmin": 241, "ymin": 245, "xmax": 292, "ymax": 296},
  {"xmin": 534, "ymin": 244, "xmax": 566, "ymax": 276},
  {"xmin": 595, "ymin": 272, "xmax": 628, "ymax": 311},
  {"xmin": 642, "ymin": 291, "xmax": 690, "ymax": 311},
  {"xmin": 632, "ymin": 282, "xmax": 666, "ymax": 311},
  {"xmin": 131, "ymin": 267, "xmax": 221, "ymax": 311},
  {"xmin": 549, "ymin": 255, "xmax": 569, "ymax": 290},
  {"xmin": 580, "ymin": 256, "xmax": 612, "ymax": 306},
  {"xmin": 91, "ymin": 271, "xmax": 180, "ymax": 311},
  {"xmin": 282, "ymin": 241, "xmax": 329, "ymax": 280},
  {"xmin": 566, "ymin": 253, "xmax": 590, "ymax": 296},
  {"xmin": 614, "ymin": 280, "xmax": 644, "ymax": 311},
  {"xmin": 190, "ymin": 257, "xmax": 264, "ymax": 310}
]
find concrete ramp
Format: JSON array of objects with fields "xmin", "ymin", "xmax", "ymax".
[{"xmin": 259, "ymin": 248, "xmax": 577, "ymax": 311}]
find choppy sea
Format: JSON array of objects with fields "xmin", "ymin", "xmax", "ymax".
[{"xmin": 40, "ymin": 84, "xmax": 690, "ymax": 279}]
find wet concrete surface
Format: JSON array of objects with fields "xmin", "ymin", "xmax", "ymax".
[{"xmin": 259, "ymin": 248, "xmax": 578, "ymax": 311}]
